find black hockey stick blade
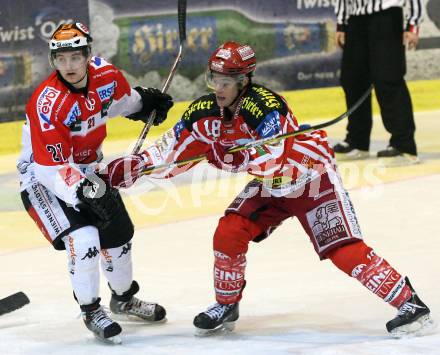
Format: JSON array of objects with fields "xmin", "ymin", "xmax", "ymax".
[
  {"xmin": 0, "ymin": 292, "xmax": 30, "ymax": 316},
  {"xmin": 178, "ymin": 0, "xmax": 187, "ymax": 43}
]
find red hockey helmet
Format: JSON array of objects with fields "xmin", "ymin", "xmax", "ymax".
[{"xmin": 208, "ymin": 41, "xmax": 256, "ymax": 75}]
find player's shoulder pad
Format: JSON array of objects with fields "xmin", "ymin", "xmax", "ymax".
[
  {"xmin": 240, "ymin": 84, "xmax": 288, "ymax": 130},
  {"xmin": 182, "ymin": 93, "xmax": 219, "ymax": 131}
]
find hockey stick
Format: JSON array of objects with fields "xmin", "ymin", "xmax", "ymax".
[
  {"xmin": 131, "ymin": 0, "xmax": 187, "ymax": 154},
  {"xmin": 139, "ymin": 85, "xmax": 373, "ymax": 176},
  {"xmin": 0, "ymin": 292, "xmax": 30, "ymax": 316}
]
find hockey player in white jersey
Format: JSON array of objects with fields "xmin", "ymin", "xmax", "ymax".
[{"xmin": 17, "ymin": 23, "xmax": 173, "ymax": 343}]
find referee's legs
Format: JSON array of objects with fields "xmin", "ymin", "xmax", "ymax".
[
  {"xmin": 341, "ymin": 17, "xmax": 373, "ymax": 151},
  {"xmin": 370, "ymin": 8, "xmax": 417, "ymax": 156},
  {"xmin": 374, "ymin": 80, "xmax": 417, "ymax": 155}
]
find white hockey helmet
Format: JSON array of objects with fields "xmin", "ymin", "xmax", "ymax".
[{"xmin": 49, "ymin": 22, "xmax": 92, "ymax": 54}]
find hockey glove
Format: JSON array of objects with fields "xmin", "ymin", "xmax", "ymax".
[
  {"xmin": 76, "ymin": 176, "xmax": 121, "ymax": 229},
  {"xmin": 127, "ymin": 87, "xmax": 173, "ymax": 126},
  {"xmin": 206, "ymin": 141, "xmax": 249, "ymax": 173},
  {"xmin": 104, "ymin": 154, "xmax": 148, "ymax": 189}
]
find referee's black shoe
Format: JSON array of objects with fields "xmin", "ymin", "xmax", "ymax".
[
  {"xmin": 332, "ymin": 141, "xmax": 369, "ymax": 160},
  {"xmin": 377, "ymin": 146, "xmax": 419, "ymax": 166}
]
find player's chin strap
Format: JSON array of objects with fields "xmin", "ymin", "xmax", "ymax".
[
  {"xmin": 231, "ymin": 82, "xmax": 248, "ymax": 107},
  {"xmin": 71, "ymin": 70, "xmax": 89, "ymax": 89},
  {"xmin": 221, "ymin": 84, "xmax": 249, "ymax": 124},
  {"xmin": 137, "ymin": 85, "xmax": 373, "ymax": 177}
]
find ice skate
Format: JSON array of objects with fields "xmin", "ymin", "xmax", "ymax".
[
  {"xmin": 333, "ymin": 142, "xmax": 369, "ymax": 161},
  {"xmin": 386, "ymin": 277, "xmax": 435, "ymax": 338},
  {"xmin": 81, "ymin": 298, "xmax": 122, "ymax": 344},
  {"xmin": 109, "ymin": 281, "xmax": 166, "ymax": 323},
  {"xmin": 377, "ymin": 146, "xmax": 419, "ymax": 167},
  {"xmin": 193, "ymin": 302, "xmax": 239, "ymax": 336}
]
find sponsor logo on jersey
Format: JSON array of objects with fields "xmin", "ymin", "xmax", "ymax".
[
  {"xmin": 256, "ymin": 111, "xmax": 280, "ymax": 138},
  {"xmin": 74, "ymin": 149, "xmax": 92, "ymax": 162},
  {"xmin": 183, "ymin": 99, "xmax": 214, "ymax": 121},
  {"xmin": 252, "ymin": 86, "xmax": 281, "ymax": 109},
  {"xmin": 37, "ymin": 86, "xmax": 61, "ymax": 131},
  {"xmin": 58, "ymin": 165, "xmax": 83, "ymax": 187},
  {"xmin": 90, "ymin": 56, "xmax": 111, "ymax": 69},
  {"xmin": 84, "ymin": 96, "xmax": 96, "ymax": 111},
  {"xmin": 101, "ymin": 99, "xmax": 113, "ymax": 117},
  {"xmin": 93, "ymin": 56, "xmax": 101, "ymax": 66},
  {"xmin": 96, "ymin": 81, "xmax": 115, "ymax": 102},
  {"xmin": 241, "ymin": 96, "xmax": 263, "ymax": 119},
  {"xmin": 63, "ymin": 102, "xmax": 81, "ymax": 126}
]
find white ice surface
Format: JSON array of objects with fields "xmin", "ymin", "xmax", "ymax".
[{"xmin": 1, "ymin": 174, "xmax": 439, "ymax": 354}]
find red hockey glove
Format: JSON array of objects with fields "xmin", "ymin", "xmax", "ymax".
[
  {"xmin": 104, "ymin": 153, "xmax": 149, "ymax": 188},
  {"xmin": 206, "ymin": 141, "xmax": 249, "ymax": 172}
]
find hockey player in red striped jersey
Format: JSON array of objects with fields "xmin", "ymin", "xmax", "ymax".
[
  {"xmin": 107, "ymin": 41, "xmax": 434, "ymax": 337},
  {"xmin": 17, "ymin": 23, "xmax": 173, "ymax": 343}
]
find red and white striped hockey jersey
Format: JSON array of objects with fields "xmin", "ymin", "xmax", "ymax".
[{"xmin": 142, "ymin": 83, "xmax": 336, "ymax": 196}]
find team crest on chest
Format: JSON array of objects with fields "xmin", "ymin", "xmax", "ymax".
[{"xmin": 84, "ymin": 94, "xmax": 96, "ymax": 111}]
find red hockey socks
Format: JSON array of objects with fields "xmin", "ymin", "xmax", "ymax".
[
  {"xmin": 214, "ymin": 251, "xmax": 246, "ymax": 304},
  {"xmin": 328, "ymin": 241, "xmax": 412, "ymax": 308}
]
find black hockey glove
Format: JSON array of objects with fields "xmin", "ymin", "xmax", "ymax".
[
  {"xmin": 76, "ymin": 176, "xmax": 122, "ymax": 229},
  {"xmin": 127, "ymin": 87, "xmax": 173, "ymax": 126}
]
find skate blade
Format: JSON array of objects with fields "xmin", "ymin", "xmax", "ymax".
[
  {"xmin": 336, "ymin": 151, "xmax": 370, "ymax": 161},
  {"xmin": 111, "ymin": 312, "xmax": 167, "ymax": 324},
  {"xmin": 93, "ymin": 334, "xmax": 122, "ymax": 345},
  {"xmin": 390, "ymin": 314, "xmax": 436, "ymax": 338},
  {"xmin": 378, "ymin": 155, "xmax": 420, "ymax": 168},
  {"xmin": 194, "ymin": 321, "xmax": 235, "ymax": 337}
]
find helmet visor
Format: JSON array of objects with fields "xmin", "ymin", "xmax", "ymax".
[
  {"xmin": 52, "ymin": 51, "xmax": 88, "ymax": 71},
  {"xmin": 205, "ymin": 70, "xmax": 245, "ymax": 90}
]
